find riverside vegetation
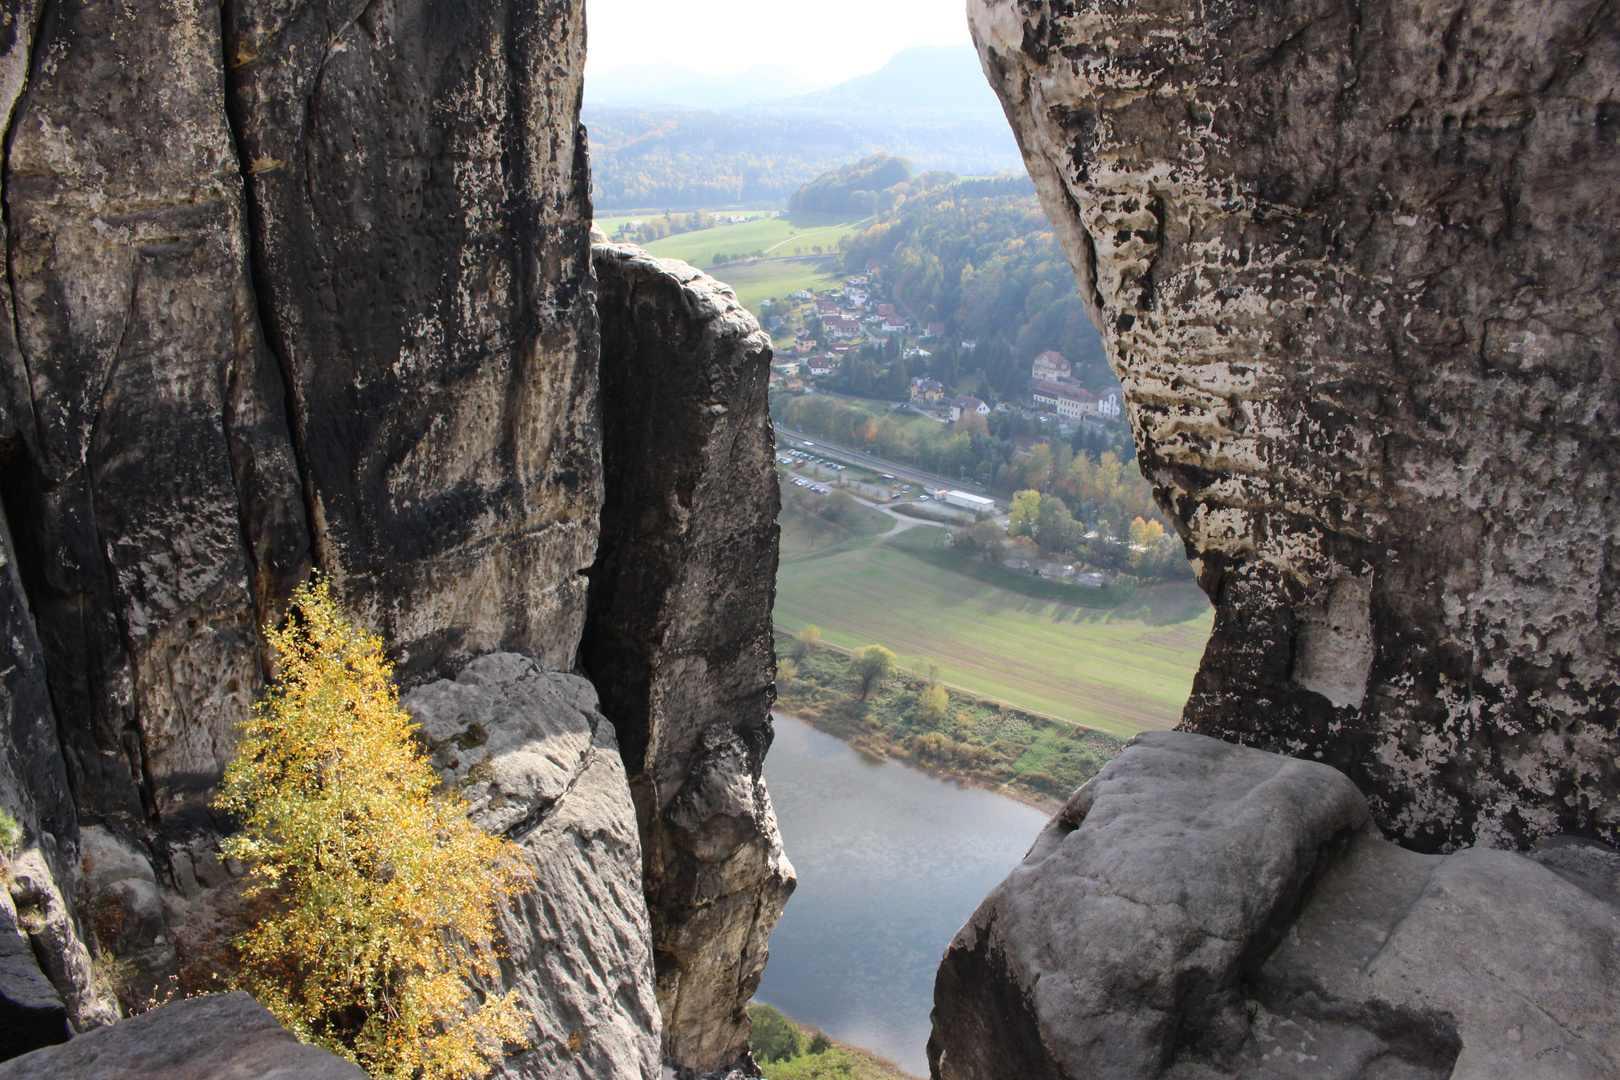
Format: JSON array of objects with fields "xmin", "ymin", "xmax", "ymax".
[
  {"xmin": 748, "ymin": 1004, "xmax": 917, "ymax": 1080},
  {"xmin": 774, "ymin": 625, "xmax": 1127, "ymax": 810}
]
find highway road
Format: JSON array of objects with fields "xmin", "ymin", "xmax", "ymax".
[{"xmin": 772, "ymin": 423, "xmax": 1004, "ymax": 511}]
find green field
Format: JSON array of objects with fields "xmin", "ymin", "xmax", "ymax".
[
  {"xmin": 706, "ymin": 258, "xmax": 847, "ymax": 315},
  {"xmin": 641, "ymin": 212, "xmax": 869, "ymax": 268},
  {"xmin": 593, "ymin": 210, "xmax": 773, "ymax": 236},
  {"xmin": 774, "ymin": 524, "xmax": 1212, "ymax": 737}
]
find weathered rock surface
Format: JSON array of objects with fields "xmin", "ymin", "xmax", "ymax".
[
  {"xmin": 225, "ymin": 0, "xmax": 601, "ymax": 682},
  {"xmin": 929, "ymin": 730, "xmax": 1620, "ymax": 1080},
  {"xmin": 969, "ymin": 0, "xmax": 1620, "ymax": 851},
  {"xmin": 1, "ymin": 0, "xmax": 308, "ymax": 832},
  {"xmin": 0, "ymin": 505, "xmax": 116, "ymax": 1031},
  {"xmin": 585, "ymin": 245, "xmax": 793, "ymax": 1077},
  {"xmin": 403, "ymin": 654, "xmax": 662, "ymax": 1080},
  {"xmin": 0, "ymin": 991, "xmax": 366, "ymax": 1080}
]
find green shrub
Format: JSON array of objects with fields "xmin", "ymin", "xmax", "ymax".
[{"xmin": 749, "ymin": 1004, "xmax": 802, "ymax": 1063}]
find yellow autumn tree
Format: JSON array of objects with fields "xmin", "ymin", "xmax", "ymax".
[{"xmin": 217, "ymin": 580, "xmax": 529, "ymax": 1080}]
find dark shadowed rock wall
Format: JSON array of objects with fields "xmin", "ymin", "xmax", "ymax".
[
  {"xmin": 224, "ymin": 0, "xmax": 601, "ymax": 682},
  {"xmin": 0, "ymin": 0, "xmax": 797, "ymax": 1068},
  {"xmin": 970, "ymin": 0, "xmax": 1620, "ymax": 851},
  {"xmin": 586, "ymin": 243, "xmax": 793, "ymax": 1077}
]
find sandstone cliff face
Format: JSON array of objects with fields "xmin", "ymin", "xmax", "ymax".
[
  {"xmin": 970, "ymin": 0, "xmax": 1620, "ymax": 851},
  {"xmin": 0, "ymin": 0, "xmax": 789, "ymax": 1069},
  {"xmin": 587, "ymin": 244, "xmax": 793, "ymax": 1077}
]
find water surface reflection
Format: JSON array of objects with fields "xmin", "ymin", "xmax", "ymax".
[{"xmin": 757, "ymin": 713, "xmax": 1051, "ymax": 1076}]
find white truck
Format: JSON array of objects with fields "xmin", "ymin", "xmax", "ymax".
[{"xmin": 942, "ymin": 490, "xmax": 995, "ymax": 514}]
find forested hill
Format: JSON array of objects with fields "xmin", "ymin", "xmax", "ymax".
[
  {"xmin": 586, "ymin": 107, "xmax": 1019, "ymax": 210},
  {"xmin": 839, "ymin": 178, "xmax": 1110, "ymax": 397}
]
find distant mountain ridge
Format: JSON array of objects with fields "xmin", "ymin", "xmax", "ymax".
[
  {"xmin": 586, "ymin": 63, "xmax": 826, "ymax": 109},
  {"xmin": 769, "ymin": 45, "xmax": 1003, "ymax": 118},
  {"xmin": 584, "ymin": 46, "xmax": 1021, "ymax": 211},
  {"xmin": 584, "ymin": 45, "xmax": 1001, "ymax": 118}
]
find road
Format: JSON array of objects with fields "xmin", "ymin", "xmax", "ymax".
[{"xmin": 773, "ymin": 423, "xmax": 1004, "ymax": 511}]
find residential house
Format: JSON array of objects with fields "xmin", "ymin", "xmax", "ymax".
[
  {"xmin": 791, "ymin": 290, "xmax": 814, "ymax": 300},
  {"xmin": 865, "ymin": 259, "xmax": 884, "ymax": 273},
  {"xmin": 1032, "ymin": 350, "xmax": 1072, "ymax": 383},
  {"xmin": 877, "ymin": 303, "xmax": 896, "ymax": 317},
  {"xmin": 808, "ymin": 356, "xmax": 836, "ymax": 377},
  {"xmin": 815, "ymin": 298, "xmax": 841, "ymax": 315},
  {"xmin": 882, "ymin": 316, "xmax": 908, "ymax": 333},
  {"xmin": 926, "ymin": 321, "xmax": 945, "ymax": 339},
  {"xmin": 910, "ymin": 377, "xmax": 945, "ymax": 404},
  {"xmin": 949, "ymin": 395, "xmax": 990, "ymax": 421}
]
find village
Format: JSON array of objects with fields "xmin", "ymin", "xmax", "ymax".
[{"xmin": 761, "ymin": 261, "xmax": 1126, "ymax": 436}]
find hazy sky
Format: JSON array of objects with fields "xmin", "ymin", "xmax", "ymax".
[{"xmin": 586, "ymin": 0, "xmax": 972, "ymax": 82}]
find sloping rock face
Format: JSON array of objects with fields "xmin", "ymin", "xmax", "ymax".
[
  {"xmin": 404, "ymin": 654, "xmax": 662, "ymax": 1080},
  {"xmin": 0, "ymin": 991, "xmax": 366, "ymax": 1080},
  {"xmin": 585, "ymin": 245, "xmax": 793, "ymax": 1077},
  {"xmin": 969, "ymin": 0, "xmax": 1620, "ymax": 851},
  {"xmin": 930, "ymin": 731, "xmax": 1620, "ymax": 1080}
]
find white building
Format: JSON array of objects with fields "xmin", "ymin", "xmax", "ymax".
[{"xmin": 1032, "ymin": 380, "xmax": 1095, "ymax": 420}]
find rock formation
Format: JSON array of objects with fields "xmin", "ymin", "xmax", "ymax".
[
  {"xmin": 404, "ymin": 654, "xmax": 663, "ymax": 1080},
  {"xmin": 586, "ymin": 244, "xmax": 793, "ymax": 1076},
  {"xmin": 969, "ymin": 0, "xmax": 1620, "ymax": 852},
  {"xmin": 930, "ymin": 730, "xmax": 1620, "ymax": 1079},
  {"xmin": 0, "ymin": 0, "xmax": 785, "ymax": 1072},
  {"xmin": 0, "ymin": 991, "xmax": 366, "ymax": 1079}
]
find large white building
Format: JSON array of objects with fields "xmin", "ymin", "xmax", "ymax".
[{"xmin": 1033, "ymin": 380, "xmax": 1095, "ymax": 419}]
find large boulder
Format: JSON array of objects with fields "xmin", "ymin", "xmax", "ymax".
[
  {"xmin": 968, "ymin": 0, "xmax": 1620, "ymax": 851},
  {"xmin": 403, "ymin": 654, "xmax": 662, "ymax": 1080},
  {"xmin": 929, "ymin": 730, "xmax": 1620, "ymax": 1080},
  {"xmin": 584, "ymin": 245, "xmax": 794, "ymax": 1077},
  {"xmin": 0, "ymin": 991, "xmax": 365, "ymax": 1080}
]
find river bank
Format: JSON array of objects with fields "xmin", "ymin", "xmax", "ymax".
[{"xmin": 773, "ymin": 629, "xmax": 1126, "ymax": 810}]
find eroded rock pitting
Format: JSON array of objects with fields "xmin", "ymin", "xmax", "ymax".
[{"xmin": 970, "ymin": 0, "xmax": 1620, "ymax": 853}]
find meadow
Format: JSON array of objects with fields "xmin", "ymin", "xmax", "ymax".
[
  {"xmin": 707, "ymin": 259, "xmax": 848, "ymax": 315},
  {"xmin": 774, "ymin": 522, "xmax": 1211, "ymax": 738},
  {"xmin": 641, "ymin": 211, "xmax": 870, "ymax": 267}
]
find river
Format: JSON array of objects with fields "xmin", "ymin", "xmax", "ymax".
[{"xmin": 756, "ymin": 713, "xmax": 1052, "ymax": 1077}]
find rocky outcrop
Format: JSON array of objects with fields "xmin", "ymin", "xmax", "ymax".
[
  {"xmin": 969, "ymin": 0, "xmax": 1620, "ymax": 851},
  {"xmin": 0, "ymin": 506, "xmax": 116, "ymax": 1031},
  {"xmin": 930, "ymin": 730, "xmax": 1620, "ymax": 1080},
  {"xmin": 585, "ymin": 245, "xmax": 793, "ymax": 1077},
  {"xmin": 0, "ymin": 991, "xmax": 366, "ymax": 1080},
  {"xmin": 403, "ymin": 654, "xmax": 662, "ymax": 1080},
  {"xmin": 224, "ymin": 0, "xmax": 600, "ymax": 682}
]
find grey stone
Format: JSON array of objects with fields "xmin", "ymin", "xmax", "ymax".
[
  {"xmin": 585, "ymin": 245, "xmax": 794, "ymax": 1076},
  {"xmin": 968, "ymin": 0, "xmax": 1620, "ymax": 852},
  {"xmin": 929, "ymin": 730, "xmax": 1620, "ymax": 1080},
  {"xmin": 225, "ymin": 0, "xmax": 601, "ymax": 682},
  {"xmin": 0, "ymin": 911, "xmax": 70, "ymax": 1059},
  {"xmin": 403, "ymin": 655, "xmax": 662, "ymax": 1080},
  {"xmin": 0, "ymin": 991, "xmax": 366, "ymax": 1080},
  {"xmin": 76, "ymin": 827, "xmax": 178, "ymax": 1012},
  {"xmin": 0, "ymin": 503, "xmax": 116, "ymax": 1034},
  {"xmin": 4, "ymin": 0, "xmax": 308, "ymax": 828}
]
